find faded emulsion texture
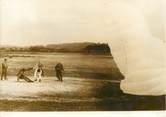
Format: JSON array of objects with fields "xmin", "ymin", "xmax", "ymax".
[{"xmin": 0, "ymin": 0, "xmax": 166, "ymax": 111}]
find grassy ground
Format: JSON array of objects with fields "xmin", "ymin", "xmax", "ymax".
[
  {"xmin": 0, "ymin": 77, "xmax": 165, "ymax": 111},
  {"xmin": 0, "ymin": 52, "xmax": 124, "ymax": 80},
  {"xmin": 0, "ymin": 97, "xmax": 164, "ymax": 111}
]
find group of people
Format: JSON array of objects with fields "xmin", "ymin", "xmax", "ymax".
[{"xmin": 1, "ymin": 58, "xmax": 64, "ymax": 82}]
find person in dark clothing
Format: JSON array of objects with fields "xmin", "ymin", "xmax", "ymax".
[
  {"xmin": 17, "ymin": 68, "xmax": 33, "ymax": 82},
  {"xmin": 55, "ymin": 63, "xmax": 64, "ymax": 81},
  {"xmin": 1, "ymin": 58, "xmax": 8, "ymax": 80}
]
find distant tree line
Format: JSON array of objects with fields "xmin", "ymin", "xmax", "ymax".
[{"xmin": 0, "ymin": 42, "xmax": 111, "ymax": 55}]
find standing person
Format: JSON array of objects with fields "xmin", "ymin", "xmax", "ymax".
[
  {"xmin": 1, "ymin": 58, "xmax": 8, "ymax": 80},
  {"xmin": 55, "ymin": 62, "xmax": 64, "ymax": 82},
  {"xmin": 33, "ymin": 61, "xmax": 44, "ymax": 82}
]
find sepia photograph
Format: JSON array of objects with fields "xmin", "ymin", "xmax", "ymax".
[{"xmin": 0, "ymin": 0, "xmax": 166, "ymax": 112}]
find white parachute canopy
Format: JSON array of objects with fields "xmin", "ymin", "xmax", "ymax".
[{"xmin": 107, "ymin": 0, "xmax": 166, "ymax": 95}]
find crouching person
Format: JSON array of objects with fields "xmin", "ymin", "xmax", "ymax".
[
  {"xmin": 17, "ymin": 68, "xmax": 33, "ymax": 82},
  {"xmin": 55, "ymin": 62, "xmax": 64, "ymax": 82}
]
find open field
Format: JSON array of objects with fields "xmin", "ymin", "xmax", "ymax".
[
  {"xmin": 0, "ymin": 52, "xmax": 124, "ymax": 80},
  {"xmin": 0, "ymin": 52, "xmax": 165, "ymax": 111}
]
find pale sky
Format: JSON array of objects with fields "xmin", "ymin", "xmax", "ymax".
[{"xmin": 0, "ymin": 0, "xmax": 166, "ymax": 46}]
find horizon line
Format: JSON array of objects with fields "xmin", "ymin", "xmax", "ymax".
[{"xmin": 0, "ymin": 41, "xmax": 108, "ymax": 47}]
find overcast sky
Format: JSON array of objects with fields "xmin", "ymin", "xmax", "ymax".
[{"xmin": 1, "ymin": 0, "xmax": 166, "ymax": 46}]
